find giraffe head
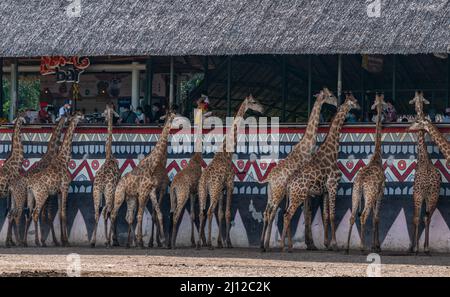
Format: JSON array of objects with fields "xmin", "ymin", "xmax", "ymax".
[
  {"xmin": 68, "ymin": 111, "xmax": 84, "ymax": 125},
  {"xmin": 371, "ymin": 93, "xmax": 387, "ymax": 111},
  {"xmin": 409, "ymin": 91, "xmax": 430, "ymax": 118},
  {"xmin": 318, "ymin": 87, "xmax": 338, "ymax": 107},
  {"xmin": 104, "ymin": 102, "xmax": 116, "ymax": 124},
  {"xmin": 243, "ymin": 95, "xmax": 264, "ymax": 114},
  {"xmin": 408, "ymin": 118, "xmax": 429, "ymax": 132},
  {"xmin": 343, "ymin": 92, "xmax": 360, "ymax": 110},
  {"xmin": 13, "ymin": 112, "xmax": 27, "ymax": 125}
]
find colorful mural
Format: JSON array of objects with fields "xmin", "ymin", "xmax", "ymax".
[{"xmin": 0, "ymin": 125, "xmax": 449, "ymax": 251}]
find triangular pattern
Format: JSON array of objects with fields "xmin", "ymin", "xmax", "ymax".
[
  {"xmin": 381, "ymin": 209, "xmax": 410, "ymax": 251},
  {"xmin": 335, "ymin": 209, "xmax": 361, "ymax": 249},
  {"xmin": 174, "ymin": 209, "xmax": 197, "ymax": 247},
  {"xmin": 311, "ymin": 207, "xmax": 325, "ymax": 249},
  {"xmin": 68, "ymin": 210, "xmax": 89, "ymax": 244},
  {"xmin": 230, "ymin": 210, "xmax": 249, "ymax": 247}
]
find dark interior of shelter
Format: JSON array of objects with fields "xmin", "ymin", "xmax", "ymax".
[{"xmin": 1, "ymin": 54, "xmax": 449, "ymax": 125}]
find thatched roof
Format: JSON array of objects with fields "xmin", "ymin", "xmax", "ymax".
[{"xmin": 0, "ymin": 0, "xmax": 449, "ymax": 57}]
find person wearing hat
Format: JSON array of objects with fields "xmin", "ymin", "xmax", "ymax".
[
  {"xmin": 58, "ymin": 100, "xmax": 72, "ymax": 120},
  {"xmin": 38, "ymin": 102, "xmax": 51, "ymax": 123},
  {"xmin": 442, "ymin": 108, "xmax": 450, "ymax": 123}
]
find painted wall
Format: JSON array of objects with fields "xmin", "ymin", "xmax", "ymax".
[{"xmin": 0, "ymin": 125, "xmax": 449, "ymax": 251}]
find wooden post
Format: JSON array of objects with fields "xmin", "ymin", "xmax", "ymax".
[
  {"xmin": 226, "ymin": 56, "xmax": 232, "ymax": 116},
  {"xmin": 307, "ymin": 55, "xmax": 312, "ymax": 117},
  {"xmin": 361, "ymin": 63, "xmax": 366, "ymax": 121},
  {"xmin": 392, "ymin": 55, "xmax": 396, "ymax": 102},
  {"xmin": 145, "ymin": 57, "xmax": 153, "ymax": 107},
  {"xmin": 447, "ymin": 57, "xmax": 450, "ymax": 107},
  {"xmin": 282, "ymin": 56, "xmax": 287, "ymax": 122},
  {"xmin": 0, "ymin": 57, "xmax": 3, "ymax": 119},
  {"xmin": 169, "ymin": 56, "xmax": 174, "ymax": 108},
  {"xmin": 131, "ymin": 61, "xmax": 140, "ymax": 110},
  {"xmin": 337, "ymin": 54, "xmax": 342, "ymax": 105},
  {"xmin": 10, "ymin": 59, "xmax": 18, "ymax": 122},
  {"xmin": 203, "ymin": 56, "xmax": 209, "ymax": 95}
]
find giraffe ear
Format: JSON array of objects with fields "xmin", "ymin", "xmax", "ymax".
[
  {"xmin": 408, "ymin": 99, "xmax": 416, "ymax": 105},
  {"xmin": 423, "ymin": 98, "xmax": 430, "ymax": 105},
  {"xmin": 370, "ymin": 102, "xmax": 377, "ymax": 110}
]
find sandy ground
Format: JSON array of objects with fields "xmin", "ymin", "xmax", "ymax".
[{"xmin": 0, "ymin": 247, "xmax": 449, "ymax": 277}]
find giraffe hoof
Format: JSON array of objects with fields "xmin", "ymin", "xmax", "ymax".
[
  {"xmin": 148, "ymin": 242, "xmax": 154, "ymax": 248},
  {"xmin": 112, "ymin": 241, "xmax": 120, "ymax": 247},
  {"xmin": 21, "ymin": 242, "xmax": 28, "ymax": 248},
  {"xmin": 63, "ymin": 241, "xmax": 71, "ymax": 247},
  {"xmin": 90, "ymin": 242, "xmax": 96, "ymax": 248},
  {"xmin": 226, "ymin": 243, "xmax": 233, "ymax": 249},
  {"xmin": 217, "ymin": 242, "xmax": 223, "ymax": 249},
  {"xmin": 306, "ymin": 245, "xmax": 318, "ymax": 251},
  {"xmin": 208, "ymin": 245, "xmax": 214, "ymax": 250},
  {"xmin": 41, "ymin": 242, "xmax": 47, "ymax": 248},
  {"xmin": 345, "ymin": 249, "xmax": 350, "ymax": 255},
  {"xmin": 424, "ymin": 250, "xmax": 431, "ymax": 256},
  {"xmin": 53, "ymin": 241, "xmax": 60, "ymax": 247},
  {"xmin": 260, "ymin": 247, "xmax": 267, "ymax": 253}
]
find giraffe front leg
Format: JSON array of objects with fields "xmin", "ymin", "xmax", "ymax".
[
  {"xmin": 90, "ymin": 187, "xmax": 102, "ymax": 248},
  {"xmin": 322, "ymin": 193, "xmax": 330, "ymax": 250},
  {"xmin": 136, "ymin": 199, "xmax": 147, "ymax": 249},
  {"xmin": 197, "ymin": 182, "xmax": 208, "ymax": 249},
  {"xmin": 225, "ymin": 178, "xmax": 233, "ymax": 248},
  {"xmin": 206, "ymin": 192, "xmax": 220, "ymax": 250},
  {"xmin": 190, "ymin": 194, "xmax": 197, "ymax": 248},
  {"xmin": 125, "ymin": 198, "xmax": 137, "ymax": 248},
  {"xmin": 31, "ymin": 193, "xmax": 47, "ymax": 248},
  {"xmin": 46, "ymin": 199, "xmax": 60, "ymax": 247},
  {"xmin": 217, "ymin": 197, "xmax": 224, "ymax": 249},
  {"xmin": 303, "ymin": 197, "xmax": 317, "ymax": 251},
  {"xmin": 149, "ymin": 188, "xmax": 166, "ymax": 248},
  {"xmin": 59, "ymin": 189, "xmax": 70, "ymax": 247},
  {"xmin": 280, "ymin": 197, "xmax": 302, "ymax": 252}
]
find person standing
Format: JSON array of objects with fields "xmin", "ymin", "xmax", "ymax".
[
  {"xmin": 57, "ymin": 100, "xmax": 72, "ymax": 120},
  {"xmin": 119, "ymin": 104, "xmax": 138, "ymax": 124}
]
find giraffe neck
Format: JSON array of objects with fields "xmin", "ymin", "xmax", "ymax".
[
  {"xmin": 105, "ymin": 111, "xmax": 114, "ymax": 160},
  {"xmin": 371, "ymin": 104, "xmax": 383, "ymax": 164},
  {"xmin": 10, "ymin": 119, "xmax": 24, "ymax": 161},
  {"xmin": 46, "ymin": 117, "xmax": 65, "ymax": 157},
  {"xmin": 417, "ymin": 130, "xmax": 430, "ymax": 163},
  {"xmin": 222, "ymin": 102, "xmax": 247, "ymax": 155},
  {"xmin": 140, "ymin": 115, "xmax": 174, "ymax": 168},
  {"xmin": 57, "ymin": 118, "xmax": 79, "ymax": 164},
  {"xmin": 425, "ymin": 122, "xmax": 450, "ymax": 161},
  {"xmin": 317, "ymin": 103, "xmax": 352, "ymax": 162},
  {"xmin": 284, "ymin": 98, "xmax": 325, "ymax": 172}
]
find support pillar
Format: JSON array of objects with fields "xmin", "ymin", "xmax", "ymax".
[
  {"xmin": 131, "ymin": 61, "xmax": 140, "ymax": 110},
  {"xmin": 10, "ymin": 60, "xmax": 18, "ymax": 122},
  {"xmin": 392, "ymin": 55, "xmax": 396, "ymax": 102},
  {"xmin": 281, "ymin": 56, "xmax": 287, "ymax": 122},
  {"xmin": 307, "ymin": 55, "xmax": 312, "ymax": 117},
  {"xmin": 169, "ymin": 57, "xmax": 174, "ymax": 108},
  {"xmin": 337, "ymin": 54, "xmax": 342, "ymax": 105},
  {"xmin": 0, "ymin": 57, "xmax": 3, "ymax": 118},
  {"xmin": 145, "ymin": 57, "xmax": 153, "ymax": 107},
  {"xmin": 226, "ymin": 56, "xmax": 232, "ymax": 117}
]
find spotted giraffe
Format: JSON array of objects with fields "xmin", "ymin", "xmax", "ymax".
[
  {"xmin": 90, "ymin": 103, "xmax": 120, "ymax": 247},
  {"xmin": 148, "ymin": 162, "xmax": 170, "ymax": 248},
  {"xmin": 410, "ymin": 118, "xmax": 450, "ymax": 162},
  {"xmin": 197, "ymin": 95, "xmax": 264, "ymax": 249},
  {"xmin": 0, "ymin": 114, "xmax": 26, "ymax": 246},
  {"xmin": 169, "ymin": 152, "xmax": 203, "ymax": 248},
  {"xmin": 346, "ymin": 94, "xmax": 386, "ymax": 253},
  {"xmin": 109, "ymin": 112, "xmax": 179, "ymax": 248},
  {"xmin": 10, "ymin": 116, "xmax": 66, "ymax": 247},
  {"xmin": 407, "ymin": 91, "xmax": 441, "ymax": 254},
  {"xmin": 26, "ymin": 112, "xmax": 84, "ymax": 246},
  {"xmin": 260, "ymin": 87, "xmax": 337, "ymax": 251},
  {"xmin": 278, "ymin": 94, "xmax": 360, "ymax": 252}
]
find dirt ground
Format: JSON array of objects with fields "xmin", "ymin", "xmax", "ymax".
[{"xmin": 0, "ymin": 247, "xmax": 449, "ymax": 277}]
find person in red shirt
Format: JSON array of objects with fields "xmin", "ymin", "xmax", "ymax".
[{"xmin": 38, "ymin": 102, "xmax": 51, "ymax": 123}]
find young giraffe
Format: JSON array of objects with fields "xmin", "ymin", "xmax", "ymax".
[
  {"xmin": 407, "ymin": 91, "xmax": 441, "ymax": 254},
  {"xmin": 9, "ymin": 116, "xmax": 66, "ymax": 247},
  {"xmin": 169, "ymin": 152, "xmax": 203, "ymax": 249},
  {"xmin": 0, "ymin": 114, "xmax": 26, "ymax": 246},
  {"xmin": 346, "ymin": 94, "xmax": 386, "ymax": 253},
  {"xmin": 409, "ymin": 119, "xmax": 450, "ymax": 162},
  {"xmin": 260, "ymin": 88, "xmax": 337, "ymax": 251},
  {"xmin": 278, "ymin": 94, "xmax": 360, "ymax": 252},
  {"xmin": 197, "ymin": 95, "xmax": 264, "ymax": 249},
  {"xmin": 90, "ymin": 103, "xmax": 120, "ymax": 247},
  {"xmin": 109, "ymin": 112, "xmax": 178, "ymax": 248},
  {"xmin": 26, "ymin": 112, "xmax": 84, "ymax": 246}
]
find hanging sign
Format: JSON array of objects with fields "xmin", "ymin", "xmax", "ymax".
[
  {"xmin": 362, "ymin": 55, "xmax": 383, "ymax": 73},
  {"xmin": 40, "ymin": 56, "xmax": 90, "ymax": 83}
]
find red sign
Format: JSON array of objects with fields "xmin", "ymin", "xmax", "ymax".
[{"xmin": 40, "ymin": 56, "xmax": 90, "ymax": 83}]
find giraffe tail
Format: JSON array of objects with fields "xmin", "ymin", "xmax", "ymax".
[{"xmin": 351, "ymin": 182, "xmax": 363, "ymax": 218}]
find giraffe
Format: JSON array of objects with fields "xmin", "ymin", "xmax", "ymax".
[
  {"xmin": 345, "ymin": 94, "xmax": 386, "ymax": 253},
  {"xmin": 26, "ymin": 112, "xmax": 84, "ymax": 247},
  {"xmin": 9, "ymin": 116, "xmax": 66, "ymax": 247},
  {"xmin": 0, "ymin": 114, "xmax": 26, "ymax": 246},
  {"xmin": 409, "ymin": 119, "xmax": 450, "ymax": 162},
  {"xmin": 197, "ymin": 95, "xmax": 264, "ymax": 249},
  {"xmin": 90, "ymin": 103, "xmax": 120, "ymax": 247},
  {"xmin": 147, "ymin": 161, "xmax": 170, "ymax": 248},
  {"xmin": 277, "ymin": 93, "xmax": 360, "ymax": 252},
  {"xmin": 407, "ymin": 91, "xmax": 441, "ymax": 254},
  {"xmin": 108, "ymin": 112, "xmax": 178, "ymax": 248},
  {"xmin": 260, "ymin": 88, "xmax": 337, "ymax": 251},
  {"xmin": 168, "ymin": 152, "xmax": 203, "ymax": 248}
]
